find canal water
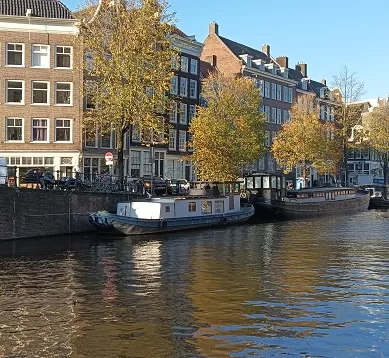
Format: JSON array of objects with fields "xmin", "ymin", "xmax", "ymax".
[{"xmin": 1, "ymin": 210, "xmax": 389, "ymax": 358}]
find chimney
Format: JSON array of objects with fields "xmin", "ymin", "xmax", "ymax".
[
  {"xmin": 295, "ymin": 63, "xmax": 307, "ymax": 77},
  {"xmin": 209, "ymin": 22, "xmax": 219, "ymax": 35},
  {"xmin": 276, "ymin": 56, "xmax": 289, "ymax": 68},
  {"xmin": 262, "ymin": 44, "xmax": 270, "ymax": 56},
  {"xmin": 321, "ymin": 79, "xmax": 327, "ymax": 86}
]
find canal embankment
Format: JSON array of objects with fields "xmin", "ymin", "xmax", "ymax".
[{"xmin": 0, "ymin": 186, "xmax": 132, "ymax": 240}]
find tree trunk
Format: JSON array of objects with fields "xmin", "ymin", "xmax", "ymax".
[
  {"xmin": 302, "ymin": 162, "xmax": 307, "ymax": 189},
  {"xmin": 117, "ymin": 129, "xmax": 125, "ymax": 190},
  {"xmin": 343, "ymin": 140, "xmax": 348, "ymax": 187}
]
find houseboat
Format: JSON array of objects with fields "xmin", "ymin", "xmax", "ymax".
[
  {"xmin": 240, "ymin": 173, "xmax": 370, "ymax": 219},
  {"xmin": 359, "ymin": 184, "xmax": 389, "ymax": 209},
  {"xmin": 89, "ymin": 181, "xmax": 255, "ymax": 235}
]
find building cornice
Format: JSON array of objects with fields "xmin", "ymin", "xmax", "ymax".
[
  {"xmin": 243, "ymin": 65, "xmax": 298, "ymax": 85},
  {"xmin": 170, "ymin": 34, "xmax": 203, "ymax": 57}
]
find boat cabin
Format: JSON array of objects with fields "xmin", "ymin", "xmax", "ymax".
[
  {"xmin": 284, "ymin": 187, "xmax": 357, "ymax": 202},
  {"xmin": 359, "ymin": 184, "xmax": 389, "ymax": 199}
]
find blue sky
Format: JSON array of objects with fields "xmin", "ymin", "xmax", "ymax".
[{"xmin": 63, "ymin": 0, "xmax": 388, "ymax": 100}]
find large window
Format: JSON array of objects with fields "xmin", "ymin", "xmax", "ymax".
[
  {"xmin": 170, "ymin": 102, "xmax": 177, "ymax": 123},
  {"xmin": 201, "ymin": 200, "xmax": 212, "ymax": 214},
  {"xmin": 178, "ymin": 130, "xmax": 186, "ymax": 151},
  {"xmin": 170, "ymin": 76, "xmax": 178, "ymax": 95},
  {"xmin": 189, "ymin": 80, "xmax": 197, "ymax": 98},
  {"xmin": 179, "ymin": 103, "xmax": 187, "ymax": 124},
  {"xmin": 180, "ymin": 78, "xmax": 188, "ymax": 97},
  {"xmin": 56, "ymin": 46, "xmax": 72, "ymax": 68},
  {"xmin": 189, "ymin": 105, "xmax": 196, "ymax": 122},
  {"xmin": 55, "ymin": 119, "xmax": 72, "ymax": 142},
  {"xmin": 130, "ymin": 150, "xmax": 141, "ymax": 177},
  {"xmin": 32, "ymin": 119, "xmax": 48, "ymax": 142},
  {"xmin": 169, "ymin": 130, "xmax": 176, "ymax": 150},
  {"xmin": 55, "ymin": 82, "xmax": 72, "ymax": 105},
  {"xmin": 264, "ymin": 81, "xmax": 270, "ymax": 98},
  {"xmin": 190, "ymin": 59, "xmax": 198, "ymax": 74},
  {"xmin": 181, "ymin": 56, "xmax": 188, "ymax": 72},
  {"xmin": 32, "ymin": 45, "xmax": 49, "ymax": 67},
  {"xmin": 7, "ymin": 43, "xmax": 23, "ymax": 66},
  {"xmin": 32, "ymin": 81, "xmax": 49, "ymax": 104},
  {"xmin": 101, "ymin": 131, "xmax": 112, "ymax": 148},
  {"xmin": 6, "ymin": 118, "xmax": 23, "ymax": 141},
  {"xmin": 85, "ymin": 125, "xmax": 97, "ymax": 147},
  {"xmin": 6, "ymin": 80, "xmax": 24, "ymax": 104},
  {"xmin": 131, "ymin": 124, "xmax": 141, "ymax": 142},
  {"xmin": 276, "ymin": 84, "xmax": 282, "ymax": 101},
  {"xmin": 271, "ymin": 83, "xmax": 276, "ymax": 100}
]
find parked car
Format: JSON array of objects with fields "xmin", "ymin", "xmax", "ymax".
[
  {"xmin": 20, "ymin": 168, "xmax": 55, "ymax": 189},
  {"xmin": 136, "ymin": 176, "xmax": 167, "ymax": 195},
  {"xmin": 166, "ymin": 179, "xmax": 190, "ymax": 195}
]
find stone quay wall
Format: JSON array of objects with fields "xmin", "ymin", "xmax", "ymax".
[{"xmin": 0, "ymin": 186, "xmax": 132, "ymax": 240}]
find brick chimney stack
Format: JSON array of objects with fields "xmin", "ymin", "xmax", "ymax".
[
  {"xmin": 296, "ymin": 63, "xmax": 307, "ymax": 77},
  {"xmin": 321, "ymin": 79, "xmax": 327, "ymax": 86},
  {"xmin": 262, "ymin": 44, "xmax": 270, "ymax": 56},
  {"xmin": 209, "ymin": 22, "xmax": 219, "ymax": 35},
  {"xmin": 276, "ymin": 56, "xmax": 289, "ymax": 68}
]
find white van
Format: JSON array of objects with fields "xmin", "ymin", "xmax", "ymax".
[{"xmin": 0, "ymin": 158, "xmax": 7, "ymax": 185}]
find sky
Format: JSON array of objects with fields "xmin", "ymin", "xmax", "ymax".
[{"xmin": 63, "ymin": 0, "xmax": 389, "ymax": 100}]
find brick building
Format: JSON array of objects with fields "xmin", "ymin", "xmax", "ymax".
[
  {"xmin": 201, "ymin": 22, "xmax": 338, "ymax": 182},
  {"xmin": 0, "ymin": 0, "xmax": 82, "ymax": 180}
]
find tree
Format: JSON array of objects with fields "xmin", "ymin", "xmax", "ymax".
[
  {"xmin": 272, "ymin": 95, "xmax": 340, "ymax": 188},
  {"xmin": 364, "ymin": 102, "xmax": 389, "ymax": 187},
  {"xmin": 332, "ymin": 65, "xmax": 365, "ymax": 185},
  {"xmin": 79, "ymin": 0, "xmax": 177, "ymax": 184},
  {"xmin": 188, "ymin": 73, "xmax": 266, "ymax": 181}
]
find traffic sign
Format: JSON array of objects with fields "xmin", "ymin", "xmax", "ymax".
[{"xmin": 105, "ymin": 152, "xmax": 113, "ymax": 165}]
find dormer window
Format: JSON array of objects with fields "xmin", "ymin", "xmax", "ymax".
[
  {"xmin": 320, "ymin": 87, "xmax": 326, "ymax": 98},
  {"xmin": 265, "ymin": 63, "xmax": 278, "ymax": 75},
  {"xmin": 253, "ymin": 59, "xmax": 265, "ymax": 71},
  {"xmin": 281, "ymin": 67, "xmax": 289, "ymax": 79},
  {"xmin": 239, "ymin": 54, "xmax": 252, "ymax": 67},
  {"xmin": 301, "ymin": 78, "xmax": 308, "ymax": 91}
]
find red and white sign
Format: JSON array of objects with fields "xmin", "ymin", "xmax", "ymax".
[{"xmin": 105, "ymin": 152, "xmax": 114, "ymax": 165}]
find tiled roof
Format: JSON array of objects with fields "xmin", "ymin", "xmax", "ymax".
[
  {"xmin": 219, "ymin": 36, "xmax": 269, "ymax": 62},
  {"xmin": 0, "ymin": 0, "xmax": 73, "ymax": 19}
]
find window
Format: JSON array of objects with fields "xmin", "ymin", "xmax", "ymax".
[
  {"xmin": 320, "ymin": 105, "xmax": 325, "ymax": 120},
  {"xmin": 180, "ymin": 78, "xmax": 188, "ymax": 97},
  {"xmin": 6, "ymin": 80, "xmax": 24, "ymax": 104},
  {"xmin": 187, "ymin": 132, "xmax": 193, "ymax": 152},
  {"xmin": 101, "ymin": 131, "xmax": 112, "ymax": 148},
  {"xmin": 132, "ymin": 124, "xmax": 141, "ymax": 142},
  {"xmin": 189, "ymin": 80, "xmax": 197, "ymax": 98},
  {"xmin": 32, "ymin": 45, "xmax": 49, "ymax": 67},
  {"xmin": 7, "ymin": 43, "xmax": 23, "ymax": 66},
  {"xmin": 55, "ymin": 82, "xmax": 72, "ymax": 105},
  {"xmin": 201, "ymin": 200, "xmax": 212, "ymax": 214},
  {"xmin": 283, "ymin": 87, "xmax": 288, "ymax": 102},
  {"xmin": 170, "ymin": 76, "xmax": 178, "ymax": 95},
  {"xmin": 276, "ymin": 108, "xmax": 282, "ymax": 124},
  {"xmin": 179, "ymin": 103, "xmax": 187, "ymax": 124},
  {"xmin": 56, "ymin": 46, "xmax": 72, "ymax": 68},
  {"xmin": 169, "ymin": 129, "xmax": 176, "ymax": 150},
  {"xmin": 181, "ymin": 56, "xmax": 188, "ymax": 72},
  {"xmin": 6, "ymin": 118, "xmax": 23, "ymax": 141},
  {"xmin": 170, "ymin": 102, "xmax": 177, "ymax": 123},
  {"xmin": 264, "ymin": 81, "xmax": 270, "ymax": 98},
  {"xmin": 271, "ymin": 83, "xmax": 276, "ymax": 100},
  {"xmin": 214, "ymin": 200, "xmax": 224, "ymax": 214},
  {"xmin": 188, "ymin": 202, "xmax": 196, "ymax": 212},
  {"xmin": 276, "ymin": 84, "xmax": 282, "ymax": 101},
  {"xmin": 283, "ymin": 109, "xmax": 289, "ymax": 122},
  {"xmin": 190, "ymin": 59, "xmax": 198, "ymax": 74},
  {"xmin": 189, "ymin": 105, "xmax": 196, "ymax": 122},
  {"xmin": 85, "ymin": 125, "xmax": 97, "ymax": 147},
  {"xmin": 130, "ymin": 150, "xmax": 141, "ymax": 177},
  {"xmin": 272, "ymin": 131, "xmax": 277, "ymax": 143},
  {"xmin": 288, "ymin": 87, "xmax": 293, "ymax": 103},
  {"xmin": 32, "ymin": 119, "xmax": 48, "ymax": 142},
  {"xmin": 265, "ymin": 131, "xmax": 271, "ymax": 147},
  {"xmin": 55, "ymin": 119, "xmax": 72, "ymax": 142},
  {"xmin": 264, "ymin": 106, "xmax": 270, "ymax": 123},
  {"xmin": 171, "ymin": 55, "xmax": 180, "ymax": 70},
  {"xmin": 271, "ymin": 108, "xmax": 276, "ymax": 124},
  {"xmin": 178, "ymin": 130, "xmax": 186, "ymax": 151},
  {"xmin": 32, "ymin": 81, "xmax": 49, "ymax": 104}
]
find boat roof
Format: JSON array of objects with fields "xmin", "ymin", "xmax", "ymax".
[{"xmin": 288, "ymin": 187, "xmax": 356, "ymax": 193}]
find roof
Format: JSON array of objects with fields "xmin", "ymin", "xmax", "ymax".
[
  {"xmin": 0, "ymin": 0, "xmax": 73, "ymax": 19},
  {"xmin": 219, "ymin": 36, "xmax": 270, "ymax": 62}
]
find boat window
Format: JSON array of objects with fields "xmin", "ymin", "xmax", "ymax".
[
  {"xmin": 263, "ymin": 176, "xmax": 270, "ymax": 189},
  {"xmin": 165, "ymin": 206, "xmax": 171, "ymax": 213},
  {"xmin": 277, "ymin": 177, "xmax": 281, "ymax": 189},
  {"xmin": 215, "ymin": 200, "xmax": 224, "ymax": 213},
  {"xmin": 201, "ymin": 200, "xmax": 212, "ymax": 214},
  {"xmin": 246, "ymin": 177, "xmax": 254, "ymax": 189},
  {"xmin": 271, "ymin": 176, "xmax": 277, "ymax": 189},
  {"xmin": 254, "ymin": 176, "xmax": 261, "ymax": 188},
  {"xmin": 188, "ymin": 202, "xmax": 196, "ymax": 212}
]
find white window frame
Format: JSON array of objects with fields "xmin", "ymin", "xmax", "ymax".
[
  {"xmin": 181, "ymin": 56, "xmax": 189, "ymax": 72},
  {"xmin": 271, "ymin": 131, "xmax": 277, "ymax": 143},
  {"xmin": 288, "ymin": 87, "xmax": 293, "ymax": 103},
  {"xmin": 169, "ymin": 129, "xmax": 177, "ymax": 150},
  {"xmin": 170, "ymin": 76, "xmax": 178, "ymax": 95},
  {"xmin": 190, "ymin": 59, "xmax": 198, "ymax": 74},
  {"xmin": 283, "ymin": 109, "xmax": 289, "ymax": 122},
  {"xmin": 55, "ymin": 82, "xmax": 73, "ymax": 106},
  {"xmin": 276, "ymin": 84, "xmax": 282, "ymax": 101},
  {"xmin": 6, "ymin": 117, "xmax": 24, "ymax": 142},
  {"xmin": 31, "ymin": 118, "xmax": 49, "ymax": 143},
  {"xmin": 180, "ymin": 77, "xmax": 188, "ymax": 97},
  {"xmin": 170, "ymin": 101, "xmax": 177, "ymax": 123},
  {"xmin": 6, "ymin": 80, "xmax": 24, "ymax": 104},
  {"xmin": 283, "ymin": 87, "xmax": 288, "ymax": 102},
  {"xmin": 100, "ymin": 129, "xmax": 113, "ymax": 148},
  {"xmin": 55, "ymin": 118, "xmax": 73, "ymax": 143},
  {"xmin": 264, "ymin": 81, "xmax": 270, "ymax": 98},
  {"xmin": 6, "ymin": 43, "xmax": 24, "ymax": 67},
  {"xmin": 265, "ymin": 131, "xmax": 270, "ymax": 147},
  {"xmin": 131, "ymin": 124, "xmax": 141, "ymax": 142},
  {"xmin": 178, "ymin": 130, "xmax": 186, "ymax": 151},
  {"xmin": 179, "ymin": 103, "xmax": 187, "ymax": 125},
  {"xmin": 276, "ymin": 108, "xmax": 282, "ymax": 124},
  {"xmin": 32, "ymin": 81, "xmax": 50, "ymax": 105},
  {"xmin": 271, "ymin": 83, "xmax": 276, "ymax": 100},
  {"xmin": 32, "ymin": 44, "xmax": 50, "ymax": 68},
  {"xmin": 264, "ymin": 106, "xmax": 270, "ymax": 123},
  {"xmin": 55, "ymin": 46, "xmax": 72, "ymax": 69},
  {"xmin": 189, "ymin": 80, "xmax": 197, "ymax": 99},
  {"xmin": 189, "ymin": 104, "xmax": 196, "ymax": 122},
  {"xmin": 271, "ymin": 108, "xmax": 276, "ymax": 124}
]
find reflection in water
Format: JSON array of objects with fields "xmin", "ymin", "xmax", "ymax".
[{"xmin": 0, "ymin": 211, "xmax": 388, "ymax": 357}]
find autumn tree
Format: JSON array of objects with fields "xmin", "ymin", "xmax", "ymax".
[
  {"xmin": 272, "ymin": 95, "xmax": 341, "ymax": 188},
  {"xmin": 332, "ymin": 65, "xmax": 365, "ymax": 185},
  {"xmin": 364, "ymin": 102, "xmax": 389, "ymax": 186},
  {"xmin": 79, "ymin": 0, "xmax": 177, "ymax": 183},
  {"xmin": 189, "ymin": 73, "xmax": 266, "ymax": 181}
]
